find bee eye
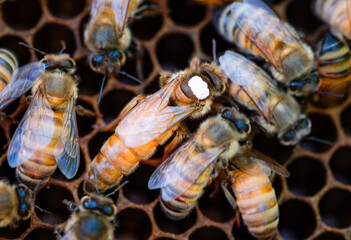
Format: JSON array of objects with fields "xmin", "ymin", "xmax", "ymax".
[
  {"xmin": 41, "ymin": 59, "xmax": 48, "ymax": 68},
  {"xmin": 281, "ymin": 130, "xmax": 296, "ymax": 143},
  {"xmin": 289, "ymin": 81, "xmax": 300, "ymax": 92},
  {"xmin": 103, "ymin": 205, "xmax": 113, "ymax": 216},
  {"xmin": 64, "ymin": 59, "xmax": 74, "ymax": 68},
  {"xmin": 234, "ymin": 119, "xmax": 250, "ymax": 134},
  {"xmin": 18, "ymin": 203, "xmax": 29, "ymax": 218}
]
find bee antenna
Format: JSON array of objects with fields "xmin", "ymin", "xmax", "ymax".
[
  {"xmin": 316, "ymin": 91, "xmax": 344, "ymax": 98},
  {"xmin": 98, "ymin": 74, "xmax": 107, "ymax": 104},
  {"xmin": 105, "ymin": 181, "xmax": 129, "ymax": 198},
  {"xmin": 34, "ymin": 205, "xmax": 52, "ymax": 215},
  {"xmin": 113, "ymin": 69, "xmax": 144, "ymax": 84},
  {"xmin": 18, "ymin": 42, "xmax": 47, "ymax": 55},
  {"xmin": 59, "ymin": 41, "xmax": 66, "ymax": 54},
  {"xmin": 212, "ymin": 38, "xmax": 217, "ymax": 63},
  {"xmin": 92, "ymin": 166, "xmax": 100, "ymax": 195},
  {"xmin": 305, "ymin": 136, "xmax": 334, "ymax": 146},
  {"xmin": 33, "ymin": 177, "xmax": 48, "ymax": 194}
]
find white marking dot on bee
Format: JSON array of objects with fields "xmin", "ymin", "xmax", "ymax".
[{"xmin": 188, "ymin": 76, "xmax": 209, "ymax": 100}]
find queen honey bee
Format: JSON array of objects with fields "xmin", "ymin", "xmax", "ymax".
[
  {"xmin": 219, "ymin": 50, "xmax": 311, "ymax": 146},
  {"xmin": 148, "ymin": 107, "xmax": 251, "ymax": 219},
  {"xmin": 315, "ymin": 33, "xmax": 351, "ymax": 103},
  {"xmin": 0, "ymin": 181, "xmax": 34, "ymax": 227},
  {"xmin": 215, "ymin": 0, "xmax": 318, "ymax": 97},
  {"xmin": 84, "ymin": 0, "xmax": 142, "ymax": 75},
  {"xmin": 314, "ymin": 0, "xmax": 351, "ymax": 40},
  {"xmin": 226, "ymin": 146, "xmax": 289, "ymax": 240},
  {"xmin": 83, "ymin": 58, "xmax": 226, "ymax": 193},
  {"xmin": 7, "ymin": 53, "xmax": 80, "ymax": 190}
]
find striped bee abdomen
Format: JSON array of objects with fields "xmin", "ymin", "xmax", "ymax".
[
  {"xmin": 231, "ymin": 166, "xmax": 279, "ymax": 239},
  {"xmin": 160, "ymin": 163, "xmax": 214, "ymax": 220},
  {"xmin": 16, "ymin": 109, "xmax": 63, "ymax": 189},
  {"xmin": 318, "ymin": 34, "xmax": 351, "ymax": 92},
  {"xmin": 0, "ymin": 49, "xmax": 18, "ymax": 92}
]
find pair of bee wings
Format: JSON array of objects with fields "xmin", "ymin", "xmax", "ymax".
[
  {"xmin": 231, "ymin": 145, "xmax": 290, "ymax": 178},
  {"xmin": 7, "ymin": 85, "xmax": 79, "ymax": 179},
  {"xmin": 90, "ymin": 0, "xmax": 136, "ymax": 37},
  {"xmin": 0, "ymin": 62, "xmax": 45, "ymax": 112},
  {"xmin": 219, "ymin": 50, "xmax": 286, "ymax": 123},
  {"xmin": 230, "ymin": 0, "xmax": 303, "ymax": 71},
  {"xmin": 148, "ymin": 136, "xmax": 225, "ymax": 201}
]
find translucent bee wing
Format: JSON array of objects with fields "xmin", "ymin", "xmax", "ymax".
[
  {"xmin": 90, "ymin": 0, "xmax": 108, "ymax": 25},
  {"xmin": 232, "ymin": 145, "xmax": 290, "ymax": 177},
  {"xmin": 111, "ymin": 0, "xmax": 131, "ymax": 37},
  {"xmin": 219, "ymin": 51, "xmax": 284, "ymax": 123},
  {"xmin": 0, "ymin": 62, "xmax": 45, "ymax": 111},
  {"xmin": 230, "ymin": 0, "xmax": 301, "ymax": 71},
  {"xmin": 54, "ymin": 96, "xmax": 80, "ymax": 179},
  {"xmin": 148, "ymin": 137, "xmax": 223, "ymax": 200},
  {"xmin": 7, "ymin": 90, "xmax": 56, "ymax": 168}
]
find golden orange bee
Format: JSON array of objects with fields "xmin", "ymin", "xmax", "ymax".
[
  {"xmin": 83, "ymin": 58, "xmax": 226, "ymax": 193},
  {"xmin": 84, "ymin": 0, "xmax": 142, "ymax": 75},
  {"xmin": 219, "ymin": 50, "xmax": 311, "ymax": 146},
  {"xmin": 7, "ymin": 53, "xmax": 80, "ymax": 190},
  {"xmin": 314, "ymin": 0, "xmax": 351, "ymax": 40},
  {"xmin": 215, "ymin": 0, "xmax": 317, "ymax": 97}
]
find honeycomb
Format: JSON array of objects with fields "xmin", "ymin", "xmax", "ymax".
[{"xmin": 0, "ymin": 0, "xmax": 350, "ymax": 239}]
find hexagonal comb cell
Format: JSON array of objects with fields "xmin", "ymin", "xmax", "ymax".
[{"xmin": 0, "ymin": 0, "xmax": 350, "ymax": 239}]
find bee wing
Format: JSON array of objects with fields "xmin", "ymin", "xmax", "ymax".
[
  {"xmin": 230, "ymin": 0, "xmax": 301, "ymax": 70},
  {"xmin": 219, "ymin": 51, "xmax": 283, "ymax": 123},
  {"xmin": 7, "ymin": 89, "xmax": 56, "ymax": 168},
  {"xmin": 232, "ymin": 146, "xmax": 290, "ymax": 177},
  {"xmin": 148, "ymin": 137, "xmax": 223, "ymax": 200},
  {"xmin": 54, "ymin": 96, "xmax": 80, "ymax": 179},
  {"xmin": 111, "ymin": 0, "xmax": 131, "ymax": 37},
  {"xmin": 0, "ymin": 62, "xmax": 45, "ymax": 111},
  {"xmin": 90, "ymin": 0, "xmax": 107, "ymax": 24}
]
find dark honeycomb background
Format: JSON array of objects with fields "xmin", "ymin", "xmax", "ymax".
[{"xmin": 0, "ymin": 0, "xmax": 350, "ymax": 239}]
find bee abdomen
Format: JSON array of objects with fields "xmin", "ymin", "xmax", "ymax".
[
  {"xmin": 84, "ymin": 133, "xmax": 140, "ymax": 193},
  {"xmin": 232, "ymin": 169, "xmax": 279, "ymax": 239},
  {"xmin": 0, "ymin": 182, "xmax": 17, "ymax": 227},
  {"xmin": 0, "ymin": 49, "xmax": 18, "ymax": 91},
  {"xmin": 16, "ymin": 110, "xmax": 63, "ymax": 189},
  {"xmin": 160, "ymin": 165, "xmax": 213, "ymax": 220}
]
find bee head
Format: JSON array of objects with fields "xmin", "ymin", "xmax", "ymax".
[
  {"xmin": 288, "ymin": 71, "xmax": 320, "ymax": 97},
  {"xmin": 40, "ymin": 54, "xmax": 76, "ymax": 74},
  {"xmin": 90, "ymin": 50, "xmax": 126, "ymax": 75},
  {"xmin": 81, "ymin": 195, "xmax": 117, "ymax": 219},
  {"xmin": 200, "ymin": 64, "xmax": 226, "ymax": 96},
  {"xmin": 279, "ymin": 115, "xmax": 311, "ymax": 145},
  {"xmin": 15, "ymin": 185, "xmax": 33, "ymax": 220},
  {"xmin": 221, "ymin": 107, "xmax": 251, "ymax": 137}
]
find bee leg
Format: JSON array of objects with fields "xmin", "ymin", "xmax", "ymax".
[
  {"xmin": 75, "ymin": 105, "xmax": 95, "ymax": 117},
  {"xmin": 54, "ymin": 225, "xmax": 64, "ymax": 238},
  {"xmin": 162, "ymin": 123, "xmax": 190, "ymax": 160},
  {"xmin": 221, "ymin": 181, "xmax": 241, "ymax": 227},
  {"xmin": 62, "ymin": 199, "xmax": 79, "ymax": 212},
  {"xmin": 159, "ymin": 71, "xmax": 173, "ymax": 87},
  {"xmin": 103, "ymin": 95, "xmax": 146, "ymax": 131}
]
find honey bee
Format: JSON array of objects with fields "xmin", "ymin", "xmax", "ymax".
[
  {"xmin": 215, "ymin": 0, "xmax": 318, "ymax": 97},
  {"xmin": 57, "ymin": 195, "xmax": 117, "ymax": 240},
  {"xmin": 84, "ymin": 0, "xmax": 142, "ymax": 75},
  {"xmin": 7, "ymin": 53, "xmax": 80, "ymax": 190},
  {"xmin": 226, "ymin": 145, "xmax": 289, "ymax": 239},
  {"xmin": 148, "ymin": 107, "xmax": 251, "ymax": 219},
  {"xmin": 83, "ymin": 58, "xmax": 226, "ymax": 193},
  {"xmin": 0, "ymin": 181, "xmax": 33, "ymax": 227},
  {"xmin": 314, "ymin": 0, "xmax": 351, "ymax": 40},
  {"xmin": 315, "ymin": 33, "xmax": 351, "ymax": 103},
  {"xmin": 0, "ymin": 49, "xmax": 46, "ymax": 113},
  {"xmin": 219, "ymin": 50, "xmax": 311, "ymax": 146}
]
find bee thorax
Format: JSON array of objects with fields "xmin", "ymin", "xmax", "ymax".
[{"xmin": 188, "ymin": 76, "xmax": 210, "ymax": 100}]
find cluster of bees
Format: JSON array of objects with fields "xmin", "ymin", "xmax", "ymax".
[{"xmin": 0, "ymin": 0, "xmax": 350, "ymax": 239}]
